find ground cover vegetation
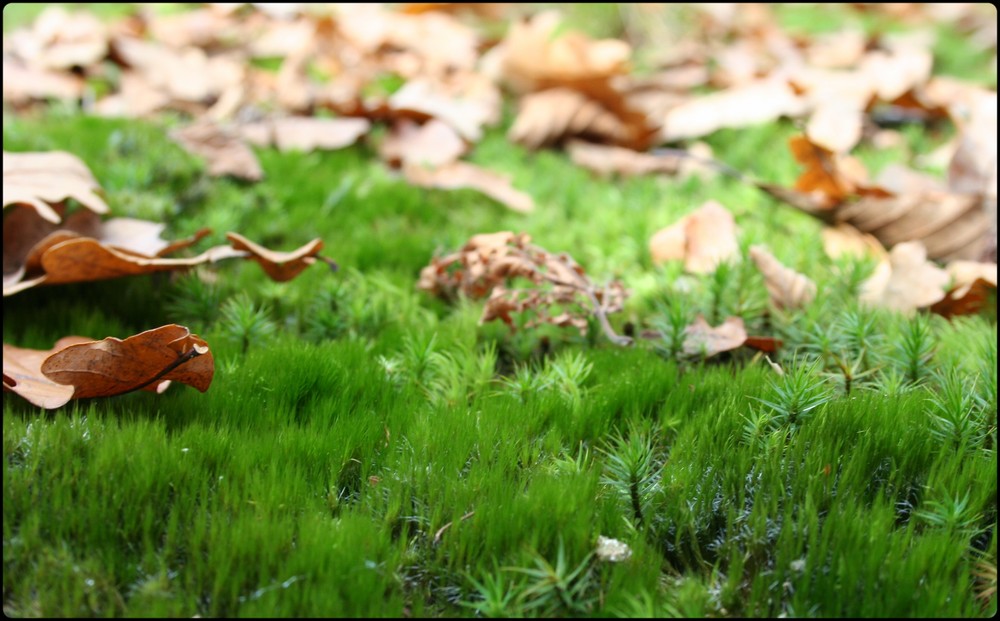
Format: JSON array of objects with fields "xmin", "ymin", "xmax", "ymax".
[{"xmin": 3, "ymin": 3, "xmax": 998, "ymax": 618}]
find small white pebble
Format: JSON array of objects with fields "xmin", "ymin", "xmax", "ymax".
[{"xmin": 596, "ymin": 535, "xmax": 632, "ymax": 562}]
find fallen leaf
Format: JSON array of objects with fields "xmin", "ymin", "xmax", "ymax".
[
  {"xmin": 821, "ymin": 223, "xmax": 888, "ymax": 260},
  {"xmin": 508, "ymin": 88, "xmax": 654, "ymax": 150},
  {"xmin": 6, "ymin": 6, "xmax": 109, "ymax": 70},
  {"xmin": 4, "ymin": 150, "xmax": 110, "ymax": 222},
  {"xmin": 170, "ymin": 122, "xmax": 264, "ymax": 181},
  {"xmin": 237, "ymin": 117, "xmax": 372, "ymax": 153},
  {"xmin": 649, "ymin": 200, "xmax": 739, "ymax": 273},
  {"xmin": 388, "ymin": 78, "xmax": 497, "ymax": 143},
  {"xmin": 859, "ymin": 240, "xmax": 949, "ymax": 312},
  {"xmin": 566, "ymin": 140, "xmax": 682, "ymax": 177},
  {"xmin": 748, "ymin": 245, "xmax": 816, "ymax": 310},
  {"xmin": 682, "ymin": 315, "xmax": 748, "ymax": 357},
  {"xmin": 805, "ymin": 100, "xmax": 864, "ymax": 153},
  {"xmin": 225, "ymin": 232, "xmax": 327, "ymax": 281},
  {"xmin": 379, "ymin": 118, "xmax": 467, "ymax": 168},
  {"xmin": 660, "ymin": 77, "xmax": 807, "ymax": 142},
  {"xmin": 498, "ymin": 10, "xmax": 631, "ymax": 94},
  {"xmin": 930, "ymin": 260, "xmax": 998, "ymax": 317},
  {"xmin": 833, "ymin": 190, "xmax": 989, "ymax": 261},
  {"xmin": 3, "ymin": 336, "xmax": 91, "ymax": 409},
  {"xmin": 419, "ymin": 231, "xmax": 630, "ymax": 345},
  {"xmin": 25, "ymin": 325, "xmax": 213, "ymax": 405},
  {"xmin": 403, "ymin": 161, "xmax": 534, "ymax": 213}
]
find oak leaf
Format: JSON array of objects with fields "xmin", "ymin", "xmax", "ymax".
[
  {"xmin": 3, "ymin": 325, "xmax": 213, "ymax": 409},
  {"xmin": 930, "ymin": 260, "xmax": 998, "ymax": 318}
]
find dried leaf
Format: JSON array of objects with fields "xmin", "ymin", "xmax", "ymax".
[
  {"xmin": 388, "ymin": 78, "xmax": 497, "ymax": 143},
  {"xmin": 379, "ymin": 119, "xmax": 467, "ymax": 169},
  {"xmin": 4, "ymin": 150, "xmax": 110, "ymax": 221},
  {"xmin": 682, "ymin": 315, "xmax": 747, "ymax": 357},
  {"xmin": 859, "ymin": 240, "xmax": 949, "ymax": 312},
  {"xmin": 930, "ymin": 260, "xmax": 998, "ymax": 317},
  {"xmin": 403, "ymin": 161, "xmax": 534, "ymax": 213},
  {"xmin": 748, "ymin": 245, "xmax": 816, "ymax": 310},
  {"xmin": 806, "ymin": 101, "xmax": 864, "ymax": 153},
  {"xmin": 170, "ymin": 122, "xmax": 264, "ymax": 181},
  {"xmin": 6, "ymin": 7, "xmax": 108, "ymax": 70},
  {"xmin": 566, "ymin": 140, "xmax": 684, "ymax": 177},
  {"xmin": 262, "ymin": 117, "xmax": 372, "ymax": 153},
  {"xmin": 39, "ymin": 325, "xmax": 213, "ymax": 401},
  {"xmin": 821, "ymin": 223, "xmax": 888, "ymax": 260},
  {"xmin": 225, "ymin": 232, "xmax": 326, "ymax": 282},
  {"xmin": 833, "ymin": 191, "xmax": 989, "ymax": 261},
  {"xmin": 509, "ymin": 88, "xmax": 654, "ymax": 150},
  {"xmin": 498, "ymin": 10, "xmax": 630, "ymax": 94},
  {"xmin": 649, "ymin": 200, "xmax": 739, "ymax": 273},
  {"xmin": 418, "ymin": 232, "xmax": 630, "ymax": 345},
  {"xmin": 3, "ymin": 336, "xmax": 91, "ymax": 409},
  {"xmin": 660, "ymin": 77, "xmax": 807, "ymax": 142}
]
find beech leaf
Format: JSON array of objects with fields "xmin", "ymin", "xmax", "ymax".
[
  {"xmin": 748, "ymin": 245, "xmax": 816, "ymax": 310},
  {"xmin": 683, "ymin": 315, "xmax": 748, "ymax": 358}
]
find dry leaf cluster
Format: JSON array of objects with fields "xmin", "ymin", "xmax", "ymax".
[{"xmin": 418, "ymin": 232, "xmax": 632, "ymax": 346}]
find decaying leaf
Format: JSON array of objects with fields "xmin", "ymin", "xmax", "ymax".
[
  {"xmin": 567, "ymin": 140, "xmax": 683, "ymax": 177},
  {"xmin": 379, "ymin": 118, "xmax": 467, "ymax": 168},
  {"xmin": 748, "ymin": 245, "xmax": 816, "ymax": 310},
  {"xmin": 240, "ymin": 117, "xmax": 372, "ymax": 153},
  {"xmin": 659, "ymin": 77, "xmax": 807, "ymax": 142},
  {"xmin": 3, "ymin": 336, "xmax": 89, "ymax": 409},
  {"xmin": 508, "ymin": 88, "xmax": 655, "ymax": 151},
  {"xmin": 649, "ymin": 200, "xmax": 739, "ymax": 273},
  {"xmin": 498, "ymin": 10, "xmax": 630, "ymax": 95},
  {"xmin": 859, "ymin": 240, "xmax": 949, "ymax": 312},
  {"xmin": 3, "ymin": 325, "xmax": 213, "ymax": 409},
  {"xmin": 170, "ymin": 122, "xmax": 264, "ymax": 181},
  {"xmin": 682, "ymin": 315, "xmax": 748, "ymax": 357},
  {"xmin": 820, "ymin": 223, "xmax": 888, "ymax": 260},
  {"xmin": 4, "ymin": 150, "xmax": 110, "ymax": 222},
  {"xmin": 225, "ymin": 232, "xmax": 329, "ymax": 282},
  {"xmin": 403, "ymin": 161, "xmax": 535, "ymax": 213},
  {"xmin": 930, "ymin": 260, "xmax": 998, "ymax": 317},
  {"xmin": 418, "ymin": 232, "xmax": 631, "ymax": 345}
]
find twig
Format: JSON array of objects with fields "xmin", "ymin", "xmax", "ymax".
[{"xmin": 433, "ymin": 510, "xmax": 475, "ymax": 545}]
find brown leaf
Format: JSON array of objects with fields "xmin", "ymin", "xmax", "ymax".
[
  {"xmin": 859, "ymin": 240, "xmax": 949, "ymax": 312},
  {"xmin": 225, "ymin": 232, "xmax": 326, "ymax": 282},
  {"xmin": 379, "ymin": 119, "xmax": 468, "ymax": 169},
  {"xmin": 748, "ymin": 245, "xmax": 816, "ymax": 310},
  {"xmin": 498, "ymin": 10, "xmax": 631, "ymax": 95},
  {"xmin": 682, "ymin": 315, "xmax": 748, "ymax": 357},
  {"xmin": 4, "ymin": 150, "xmax": 110, "ymax": 222},
  {"xmin": 3, "ymin": 336, "xmax": 91, "ymax": 409},
  {"xmin": 833, "ymin": 191, "xmax": 989, "ymax": 261},
  {"xmin": 2, "ymin": 57, "xmax": 84, "ymax": 106},
  {"xmin": 566, "ymin": 140, "xmax": 682, "ymax": 177},
  {"xmin": 930, "ymin": 260, "xmax": 998, "ymax": 318},
  {"xmin": 659, "ymin": 77, "xmax": 807, "ymax": 142},
  {"xmin": 170, "ymin": 122, "xmax": 264, "ymax": 181},
  {"xmin": 419, "ymin": 231, "xmax": 630, "ymax": 345},
  {"xmin": 403, "ymin": 161, "xmax": 534, "ymax": 213},
  {"xmin": 821, "ymin": 223, "xmax": 888, "ymax": 261},
  {"xmin": 260, "ymin": 117, "xmax": 372, "ymax": 153},
  {"xmin": 6, "ymin": 7, "xmax": 108, "ymax": 70},
  {"xmin": 388, "ymin": 78, "xmax": 498, "ymax": 143},
  {"xmin": 39, "ymin": 325, "xmax": 214, "ymax": 401},
  {"xmin": 649, "ymin": 200, "xmax": 739, "ymax": 273},
  {"xmin": 509, "ymin": 88, "xmax": 654, "ymax": 150},
  {"xmin": 805, "ymin": 101, "xmax": 864, "ymax": 153}
]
